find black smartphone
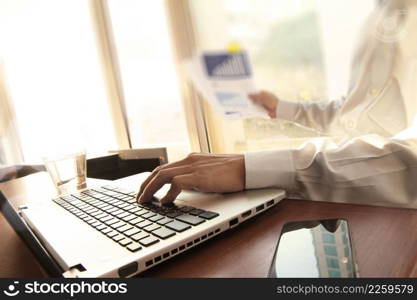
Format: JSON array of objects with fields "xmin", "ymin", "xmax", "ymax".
[{"xmin": 268, "ymin": 219, "xmax": 359, "ymax": 278}]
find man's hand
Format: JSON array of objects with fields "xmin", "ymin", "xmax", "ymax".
[
  {"xmin": 136, "ymin": 153, "xmax": 245, "ymax": 204},
  {"xmin": 248, "ymin": 90, "xmax": 279, "ymax": 118}
]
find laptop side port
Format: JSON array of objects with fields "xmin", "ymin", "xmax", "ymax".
[
  {"xmin": 229, "ymin": 218, "xmax": 239, "ymax": 227},
  {"xmin": 241, "ymin": 210, "xmax": 251, "ymax": 218},
  {"xmin": 266, "ymin": 199, "xmax": 275, "ymax": 207},
  {"xmin": 145, "ymin": 260, "xmax": 153, "ymax": 267},
  {"xmin": 256, "ymin": 204, "xmax": 264, "ymax": 212},
  {"xmin": 118, "ymin": 262, "xmax": 138, "ymax": 278}
]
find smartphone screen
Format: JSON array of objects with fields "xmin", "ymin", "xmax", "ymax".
[{"xmin": 268, "ymin": 219, "xmax": 358, "ymax": 278}]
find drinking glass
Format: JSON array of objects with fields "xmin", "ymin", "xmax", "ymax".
[{"xmin": 43, "ymin": 150, "xmax": 87, "ymax": 195}]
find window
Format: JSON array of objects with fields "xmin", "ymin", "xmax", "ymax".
[
  {"xmin": 322, "ymin": 233, "xmax": 336, "ymax": 244},
  {"xmin": 0, "ymin": 0, "xmax": 117, "ymax": 163},
  {"xmin": 342, "ymin": 234, "xmax": 349, "ymax": 245},
  {"xmin": 344, "ymin": 246, "xmax": 351, "ymax": 258},
  {"xmin": 189, "ymin": 0, "xmax": 374, "ymax": 153},
  {"xmin": 324, "ymin": 245, "xmax": 337, "ymax": 256},
  {"xmin": 0, "ymin": 0, "xmax": 377, "ymax": 167},
  {"xmin": 0, "ymin": 62, "xmax": 22, "ymax": 166},
  {"xmin": 106, "ymin": 0, "xmax": 192, "ymax": 162},
  {"xmin": 328, "ymin": 270, "xmax": 341, "ymax": 277},
  {"xmin": 326, "ymin": 257, "xmax": 340, "ymax": 269}
]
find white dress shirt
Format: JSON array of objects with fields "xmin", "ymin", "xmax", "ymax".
[{"xmin": 245, "ymin": 0, "xmax": 417, "ymax": 209}]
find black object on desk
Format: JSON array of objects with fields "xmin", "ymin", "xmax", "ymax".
[{"xmin": 87, "ymin": 154, "xmax": 160, "ymax": 180}]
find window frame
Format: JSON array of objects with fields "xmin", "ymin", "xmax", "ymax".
[
  {"xmin": 92, "ymin": 0, "xmax": 209, "ymax": 154},
  {"xmin": 0, "ymin": 62, "xmax": 24, "ymax": 165},
  {"xmin": 0, "ymin": 0, "xmax": 207, "ymax": 166},
  {"xmin": 89, "ymin": 0, "xmax": 132, "ymax": 150},
  {"xmin": 164, "ymin": 0, "xmax": 211, "ymax": 153}
]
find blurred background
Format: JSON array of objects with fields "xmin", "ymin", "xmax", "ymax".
[{"xmin": 0, "ymin": 0, "xmax": 375, "ymax": 166}]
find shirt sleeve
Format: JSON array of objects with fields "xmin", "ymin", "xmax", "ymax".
[
  {"xmin": 277, "ymin": 99, "xmax": 345, "ymax": 134},
  {"xmin": 244, "ymin": 133, "xmax": 417, "ymax": 209},
  {"xmin": 245, "ymin": 149, "xmax": 295, "ymax": 190}
]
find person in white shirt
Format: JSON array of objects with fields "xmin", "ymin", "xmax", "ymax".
[
  {"xmin": 137, "ymin": 0, "xmax": 417, "ymax": 210},
  {"xmin": 249, "ymin": 0, "xmax": 417, "ymax": 139}
]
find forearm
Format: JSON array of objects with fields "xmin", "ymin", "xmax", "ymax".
[
  {"xmin": 245, "ymin": 135, "xmax": 417, "ymax": 209},
  {"xmin": 277, "ymin": 99, "xmax": 344, "ymax": 134}
]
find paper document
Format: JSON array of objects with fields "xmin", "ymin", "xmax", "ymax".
[{"xmin": 184, "ymin": 51, "xmax": 269, "ymax": 120}]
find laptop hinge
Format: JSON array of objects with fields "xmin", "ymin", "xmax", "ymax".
[
  {"xmin": 62, "ymin": 264, "xmax": 87, "ymax": 278},
  {"xmin": 0, "ymin": 192, "xmax": 65, "ymax": 277}
]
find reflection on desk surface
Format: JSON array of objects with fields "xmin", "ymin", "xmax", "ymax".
[{"xmin": 272, "ymin": 219, "xmax": 357, "ymax": 278}]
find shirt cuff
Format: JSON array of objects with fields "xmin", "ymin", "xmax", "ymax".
[
  {"xmin": 244, "ymin": 149, "xmax": 296, "ymax": 190},
  {"xmin": 276, "ymin": 100, "xmax": 299, "ymax": 121}
]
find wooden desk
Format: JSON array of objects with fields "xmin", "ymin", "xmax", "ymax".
[{"xmin": 1, "ymin": 172, "xmax": 417, "ymax": 277}]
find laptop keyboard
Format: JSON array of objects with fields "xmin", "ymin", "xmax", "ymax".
[{"xmin": 53, "ymin": 186, "xmax": 219, "ymax": 253}]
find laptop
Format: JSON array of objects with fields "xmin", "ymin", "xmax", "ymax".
[{"xmin": 5, "ymin": 172, "xmax": 285, "ymax": 277}]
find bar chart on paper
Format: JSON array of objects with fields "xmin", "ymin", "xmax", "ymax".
[
  {"xmin": 184, "ymin": 50, "xmax": 268, "ymax": 120},
  {"xmin": 203, "ymin": 53, "xmax": 251, "ymax": 78}
]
